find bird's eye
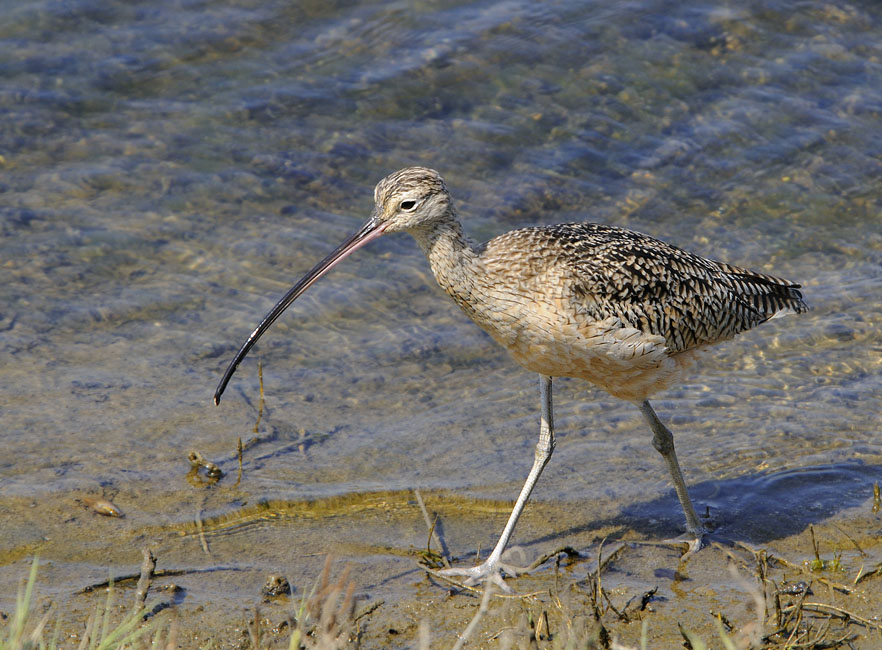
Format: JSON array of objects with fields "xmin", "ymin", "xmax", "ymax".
[{"xmin": 399, "ymin": 200, "xmax": 417, "ymax": 211}]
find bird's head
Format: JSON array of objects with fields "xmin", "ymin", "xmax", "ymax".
[{"xmin": 371, "ymin": 166, "xmax": 452, "ymax": 233}]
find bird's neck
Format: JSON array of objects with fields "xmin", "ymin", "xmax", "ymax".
[{"xmin": 408, "ymin": 211, "xmax": 481, "ymax": 299}]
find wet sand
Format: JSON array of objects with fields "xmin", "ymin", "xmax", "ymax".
[{"xmin": 4, "ymin": 473, "xmax": 881, "ymax": 647}]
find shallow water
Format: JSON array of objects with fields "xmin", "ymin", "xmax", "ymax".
[{"xmin": 2, "ymin": 0, "xmax": 881, "ymax": 644}]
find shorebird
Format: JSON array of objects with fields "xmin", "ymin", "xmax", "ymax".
[{"xmin": 215, "ymin": 167, "xmax": 807, "ymax": 588}]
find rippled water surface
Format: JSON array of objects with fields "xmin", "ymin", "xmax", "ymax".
[{"xmin": 2, "ymin": 0, "xmax": 881, "ymax": 644}]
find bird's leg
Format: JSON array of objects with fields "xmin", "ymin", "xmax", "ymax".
[
  {"xmin": 438, "ymin": 375, "xmax": 555, "ymax": 591},
  {"xmin": 637, "ymin": 400, "xmax": 706, "ymax": 537}
]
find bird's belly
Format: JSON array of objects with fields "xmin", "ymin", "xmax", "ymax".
[{"xmin": 483, "ymin": 311, "xmax": 697, "ymax": 402}]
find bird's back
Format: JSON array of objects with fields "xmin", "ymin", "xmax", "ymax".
[{"xmin": 480, "ymin": 223, "xmax": 807, "ymax": 356}]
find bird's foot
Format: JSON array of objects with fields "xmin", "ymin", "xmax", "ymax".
[
  {"xmin": 427, "ymin": 548, "xmax": 536, "ymax": 594},
  {"xmin": 641, "ymin": 529, "xmax": 734, "ymax": 560},
  {"xmin": 433, "ymin": 559, "xmax": 524, "ymax": 593},
  {"xmin": 671, "ymin": 530, "xmax": 709, "ymax": 559}
]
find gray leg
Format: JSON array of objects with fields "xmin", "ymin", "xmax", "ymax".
[
  {"xmin": 486, "ymin": 374, "xmax": 555, "ymax": 563},
  {"xmin": 440, "ymin": 375, "xmax": 555, "ymax": 588},
  {"xmin": 637, "ymin": 400, "xmax": 705, "ymax": 536}
]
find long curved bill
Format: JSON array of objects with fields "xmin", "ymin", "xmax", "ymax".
[{"xmin": 214, "ymin": 215, "xmax": 388, "ymax": 405}]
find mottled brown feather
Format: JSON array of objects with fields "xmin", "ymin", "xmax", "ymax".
[{"xmin": 483, "ymin": 223, "xmax": 807, "ymax": 355}]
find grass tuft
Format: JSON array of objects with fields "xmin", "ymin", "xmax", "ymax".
[{"xmin": 0, "ymin": 558, "xmax": 162, "ymax": 650}]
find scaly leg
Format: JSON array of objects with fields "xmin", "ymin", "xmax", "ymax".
[
  {"xmin": 637, "ymin": 400, "xmax": 705, "ymax": 536},
  {"xmin": 439, "ymin": 375, "xmax": 555, "ymax": 590}
]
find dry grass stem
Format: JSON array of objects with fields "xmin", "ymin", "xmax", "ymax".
[
  {"xmin": 414, "ymin": 489, "xmax": 451, "ymax": 568},
  {"xmin": 132, "ymin": 548, "xmax": 156, "ymax": 613},
  {"xmin": 450, "ymin": 578, "xmax": 495, "ymax": 650}
]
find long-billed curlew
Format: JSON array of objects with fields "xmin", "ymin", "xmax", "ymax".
[{"xmin": 215, "ymin": 167, "xmax": 808, "ymax": 588}]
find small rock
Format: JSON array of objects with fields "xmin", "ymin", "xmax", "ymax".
[
  {"xmin": 81, "ymin": 497, "xmax": 123, "ymax": 517},
  {"xmin": 262, "ymin": 574, "xmax": 291, "ymax": 597}
]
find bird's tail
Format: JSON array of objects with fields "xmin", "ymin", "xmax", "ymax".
[{"xmin": 714, "ymin": 261, "xmax": 809, "ymax": 321}]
